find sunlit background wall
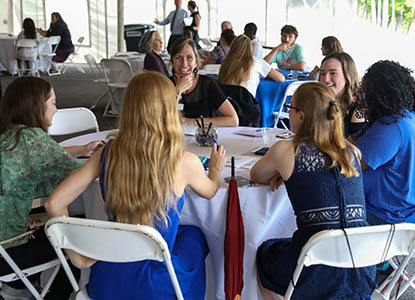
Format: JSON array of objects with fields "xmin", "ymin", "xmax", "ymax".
[{"xmin": 1, "ymin": 0, "xmax": 415, "ymax": 76}]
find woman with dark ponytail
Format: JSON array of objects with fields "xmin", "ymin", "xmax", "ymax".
[
  {"xmin": 187, "ymin": 1, "xmax": 201, "ymax": 44},
  {"xmin": 251, "ymin": 82, "xmax": 376, "ymax": 299}
]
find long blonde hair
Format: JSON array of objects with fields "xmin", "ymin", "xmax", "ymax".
[
  {"xmin": 218, "ymin": 34, "xmax": 254, "ymax": 85},
  {"xmin": 292, "ymin": 82, "xmax": 360, "ymax": 177},
  {"xmin": 105, "ymin": 72, "xmax": 184, "ymax": 226}
]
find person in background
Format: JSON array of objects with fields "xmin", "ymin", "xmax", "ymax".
[
  {"xmin": 139, "ymin": 30, "xmax": 169, "ymax": 76},
  {"xmin": 204, "ymin": 29, "xmax": 235, "ymax": 65},
  {"xmin": 45, "ymin": 71, "xmax": 227, "ymax": 300},
  {"xmin": 218, "ymin": 34, "xmax": 284, "ymax": 98},
  {"xmin": 170, "ymin": 38, "xmax": 238, "ymax": 127},
  {"xmin": 0, "ymin": 77, "xmax": 101, "ymax": 300},
  {"xmin": 16, "ymin": 18, "xmax": 39, "ymax": 74},
  {"xmin": 154, "ymin": 0, "xmax": 190, "ymax": 54},
  {"xmin": 356, "ymin": 60, "xmax": 415, "ymax": 226},
  {"xmin": 188, "ymin": 1, "xmax": 201, "ymax": 45},
  {"xmin": 251, "ymin": 82, "xmax": 375, "ymax": 300},
  {"xmin": 310, "ymin": 35, "xmax": 344, "ymax": 79},
  {"xmin": 264, "ymin": 25, "xmax": 305, "ymax": 71},
  {"xmin": 37, "ymin": 12, "xmax": 74, "ymax": 66},
  {"xmin": 244, "ymin": 22, "xmax": 263, "ymax": 58},
  {"xmin": 221, "ymin": 21, "xmax": 233, "ymax": 32},
  {"xmin": 319, "ymin": 52, "xmax": 366, "ymax": 136}
]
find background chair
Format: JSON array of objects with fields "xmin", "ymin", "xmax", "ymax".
[
  {"xmin": 219, "ymin": 84, "xmax": 260, "ymax": 127},
  {"xmin": 61, "ymin": 37, "xmax": 85, "ymax": 74},
  {"xmin": 84, "ymin": 54, "xmax": 110, "ymax": 109},
  {"xmin": 45, "ymin": 216, "xmax": 184, "ymax": 300},
  {"xmin": 273, "ymin": 81, "xmax": 309, "ymax": 129},
  {"xmin": 41, "ymin": 36, "xmax": 61, "ymax": 76},
  {"xmin": 15, "ymin": 39, "xmax": 40, "ymax": 77},
  {"xmin": 48, "ymin": 107, "xmax": 99, "ymax": 136},
  {"xmin": 283, "ymin": 223, "xmax": 415, "ymax": 300},
  {"xmin": 0, "ymin": 231, "xmax": 61, "ymax": 300},
  {"xmin": 100, "ymin": 58, "xmax": 134, "ymax": 117}
]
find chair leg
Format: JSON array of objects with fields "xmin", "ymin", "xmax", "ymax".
[{"xmin": 90, "ymin": 90, "xmax": 110, "ymax": 110}]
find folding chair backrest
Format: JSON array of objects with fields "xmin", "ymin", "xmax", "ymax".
[
  {"xmin": 84, "ymin": 54, "xmax": 103, "ymax": 80},
  {"xmin": 48, "ymin": 107, "xmax": 99, "ymax": 136},
  {"xmin": 284, "ymin": 223, "xmax": 415, "ymax": 300},
  {"xmin": 47, "ymin": 36, "xmax": 61, "ymax": 53},
  {"xmin": 45, "ymin": 217, "xmax": 184, "ymax": 300},
  {"xmin": 73, "ymin": 37, "xmax": 84, "ymax": 53},
  {"xmin": 16, "ymin": 39, "xmax": 38, "ymax": 48},
  {"xmin": 101, "ymin": 58, "xmax": 134, "ymax": 85}
]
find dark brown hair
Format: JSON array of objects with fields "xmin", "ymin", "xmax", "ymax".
[
  {"xmin": 322, "ymin": 36, "xmax": 344, "ymax": 56},
  {"xmin": 51, "ymin": 12, "xmax": 67, "ymax": 27},
  {"xmin": 0, "ymin": 77, "xmax": 52, "ymax": 149},
  {"xmin": 281, "ymin": 25, "xmax": 298, "ymax": 37},
  {"xmin": 22, "ymin": 18, "xmax": 36, "ymax": 39}
]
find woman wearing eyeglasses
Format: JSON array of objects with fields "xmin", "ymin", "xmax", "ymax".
[
  {"xmin": 355, "ymin": 61, "xmax": 415, "ymax": 226},
  {"xmin": 251, "ymin": 82, "xmax": 375, "ymax": 299}
]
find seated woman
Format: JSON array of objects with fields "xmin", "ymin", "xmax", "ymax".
[
  {"xmin": 204, "ymin": 29, "xmax": 235, "ymax": 65},
  {"xmin": 356, "ymin": 61, "xmax": 415, "ymax": 225},
  {"xmin": 309, "ymin": 35, "xmax": 343, "ymax": 79},
  {"xmin": 45, "ymin": 72, "xmax": 227, "ymax": 299},
  {"xmin": 319, "ymin": 52, "xmax": 367, "ymax": 136},
  {"xmin": 251, "ymin": 82, "xmax": 376, "ymax": 300},
  {"xmin": 218, "ymin": 34, "xmax": 284, "ymax": 98},
  {"xmin": 0, "ymin": 77, "xmax": 100, "ymax": 299},
  {"xmin": 37, "ymin": 12, "xmax": 74, "ymax": 64},
  {"xmin": 16, "ymin": 18, "xmax": 39, "ymax": 73},
  {"xmin": 170, "ymin": 37, "xmax": 239, "ymax": 127},
  {"xmin": 139, "ymin": 30, "xmax": 169, "ymax": 76}
]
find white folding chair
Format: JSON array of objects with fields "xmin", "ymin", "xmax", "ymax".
[
  {"xmin": 282, "ymin": 223, "xmax": 415, "ymax": 300},
  {"xmin": 0, "ymin": 231, "xmax": 61, "ymax": 300},
  {"xmin": 84, "ymin": 54, "xmax": 110, "ymax": 109},
  {"xmin": 45, "ymin": 216, "xmax": 184, "ymax": 300},
  {"xmin": 273, "ymin": 81, "xmax": 309, "ymax": 129},
  {"xmin": 48, "ymin": 107, "xmax": 99, "ymax": 136},
  {"xmin": 100, "ymin": 58, "xmax": 134, "ymax": 117},
  {"xmin": 41, "ymin": 36, "xmax": 61, "ymax": 76},
  {"xmin": 61, "ymin": 37, "xmax": 85, "ymax": 74},
  {"xmin": 15, "ymin": 39, "xmax": 40, "ymax": 77}
]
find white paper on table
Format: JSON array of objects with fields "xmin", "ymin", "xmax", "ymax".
[
  {"xmin": 225, "ymin": 156, "xmax": 258, "ymax": 169},
  {"xmin": 182, "ymin": 125, "xmax": 198, "ymax": 136},
  {"xmin": 233, "ymin": 128, "xmax": 263, "ymax": 137}
]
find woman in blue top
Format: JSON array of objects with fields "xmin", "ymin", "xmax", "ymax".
[
  {"xmin": 46, "ymin": 71, "xmax": 227, "ymax": 299},
  {"xmin": 251, "ymin": 82, "xmax": 376, "ymax": 299},
  {"xmin": 356, "ymin": 61, "xmax": 415, "ymax": 225}
]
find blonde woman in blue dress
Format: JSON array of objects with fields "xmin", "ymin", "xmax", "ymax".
[{"xmin": 46, "ymin": 71, "xmax": 227, "ymax": 299}]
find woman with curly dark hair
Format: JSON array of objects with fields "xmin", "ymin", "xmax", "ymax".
[{"xmin": 356, "ymin": 60, "xmax": 415, "ymax": 225}]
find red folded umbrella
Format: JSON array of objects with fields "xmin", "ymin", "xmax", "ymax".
[{"xmin": 224, "ymin": 157, "xmax": 245, "ymax": 300}]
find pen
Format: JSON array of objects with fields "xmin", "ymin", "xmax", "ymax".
[
  {"xmin": 101, "ymin": 140, "xmax": 107, "ymax": 144},
  {"xmin": 200, "ymin": 115, "xmax": 205, "ymax": 135},
  {"xmin": 206, "ymin": 122, "xmax": 213, "ymax": 135},
  {"xmin": 195, "ymin": 118, "xmax": 202, "ymax": 128}
]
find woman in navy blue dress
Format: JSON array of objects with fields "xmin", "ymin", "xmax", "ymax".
[
  {"xmin": 46, "ymin": 71, "xmax": 227, "ymax": 299},
  {"xmin": 251, "ymin": 82, "xmax": 376, "ymax": 300}
]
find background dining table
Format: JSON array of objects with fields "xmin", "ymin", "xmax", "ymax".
[{"xmin": 59, "ymin": 126, "xmax": 297, "ymax": 300}]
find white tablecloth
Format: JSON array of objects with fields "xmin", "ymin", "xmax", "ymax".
[
  {"xmin": 0, "ymin": 35, "xmax": 52, "ymax": 73},
  {"xmin": 59, "ymin": 127, "xmax": 297, "ymax": 300}
]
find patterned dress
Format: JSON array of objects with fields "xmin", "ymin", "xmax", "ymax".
[
  {"xmin": 256, "ymin": 144, "xmax": 376, "ymax": 300},
  {"xmin": 0, "ymin": 126, "xmax": 82, "ymax": 248}
]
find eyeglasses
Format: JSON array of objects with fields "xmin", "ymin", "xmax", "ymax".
[{"xmin": 284, "ymin": 103, "xmax": 302, "ymax": 112}]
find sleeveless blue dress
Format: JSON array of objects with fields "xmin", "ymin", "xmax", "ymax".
[
  {"xmin": 256, "ymin": 144, "xmax": 376, "ymax": 300},
  {"xmin": 86, "ymin": 145, "xmax": 209, "ymax": 300}
]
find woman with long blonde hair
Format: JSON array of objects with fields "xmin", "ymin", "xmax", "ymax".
[
  {"xmin": 218, "ymin": 34, "xmax": 284, "ymax": 97},
  {"xmin": 251, "ymin": 82, "xmax": 375, "ymax": 299},
  {"xmin": 46, "ymin": 71, "xmax": 227, "ymax": 299}
]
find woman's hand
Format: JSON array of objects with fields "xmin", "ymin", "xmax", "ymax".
[
  {"xmin": 208, "ymin": 143, "xmax": 226, "ymax": 174},
  {"xmin": 175, "ymin": 73, "xmax": 194, "ymax": 96},
  {"xmin": 268, "ymin": 173, "xmax": 283, "ymax": 191},
  {"xmin": 82, "ymin": 140, "xmax": 104, "ymax": 157}
]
